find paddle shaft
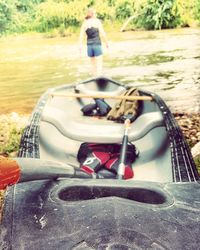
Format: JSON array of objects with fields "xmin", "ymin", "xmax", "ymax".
[
  {"xmin": 117, "ymin": 119, "xmax": 131, "ymax": 179},
  {"xmin": 51, "ymin": 92, "xmax": 153, "ymax": 101},
  {"xmin": 0, "ymin": 157, "xmax": 94, "ymax": 189}
]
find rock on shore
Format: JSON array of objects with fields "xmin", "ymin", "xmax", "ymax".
[
  {"xmin": 174, "ymin": 113, "xmax": 200, "ymax": 149},
  {"xmin": 191, "ymin": 142, "xmax": 200, "ymax": 158}
]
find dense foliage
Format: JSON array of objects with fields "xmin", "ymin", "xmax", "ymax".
[
  {"xmin": 0, "ymin": 0, "xmax": 200, "ymax": 35},
  {"xmin": 135, "ymin": 0, "xmax": 181, "ymax": 30}
]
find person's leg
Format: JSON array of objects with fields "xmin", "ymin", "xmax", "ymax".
[
  {"xmin": 93, "ymin": 45, "xmax": 103, "ymax": 76},
  {"xmin": 87, "ymin": 44, "xmax": 103, "ymax": 76},
  {"xmin": 87, "ymin": 45, "xmax": 96, "ymax": 76},
  {"xmin": 95, "ymin": 55, "xmax": 103, "ymax": 76},
  {"xmin": 90, "ymin": 57, "xmax": 97, "ymax": 76}
]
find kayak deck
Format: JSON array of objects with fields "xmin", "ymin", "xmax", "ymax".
[{"xmin": 2, "ymin": 179, "xmax": 200, "ymax": 249}]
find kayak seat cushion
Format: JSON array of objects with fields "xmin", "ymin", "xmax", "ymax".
[{"xmin": 41, "ymin": 107, "xmax": 164, "ymax": 143}]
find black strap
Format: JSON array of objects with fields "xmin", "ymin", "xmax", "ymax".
[{"xmin": 81, "ymin": 99, "xmax": 111, "ymax": 117}]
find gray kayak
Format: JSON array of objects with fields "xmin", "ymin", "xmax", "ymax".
[
  {"xmin": 1, "ymin": 76, "xmax": 199, "ymax": 250},
  {"xmin": 18, "ymin": 76, "xmax": 198, "ymax": 183}
]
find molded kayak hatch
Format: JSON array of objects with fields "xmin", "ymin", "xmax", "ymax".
[{"xmin": 58, "ymin": 185, "xmax": 170, "ymax": 205}]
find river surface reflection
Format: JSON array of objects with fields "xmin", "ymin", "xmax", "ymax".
[{"xmin": 0, "ymin": 28, "xmax": 200, "ymax": 114}]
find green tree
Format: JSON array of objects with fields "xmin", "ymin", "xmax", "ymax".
[
  {"xmin": 194, "ymin": 0, "xmax": 200, "ymax": 22},
  {"xmin": 0, "ymin": 0, "xmax": 16, "ymax": 34},
  {"xmin": 115, "ymin": 0, "xmax": 134, "ymax": 19},
  {"xmin": 135, "ymin": 0, "xmax": 181, "ymax": 30},
  {"xmin": 0, "ymin": 0, "xmax": 200, "ymax": 35},
  {"xmin": 176, "ymin": 0, "xmax": 198, "ymax": 27}
]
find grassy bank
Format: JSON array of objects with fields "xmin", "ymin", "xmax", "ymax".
[{"xmin": 0, "ymin": 113, "xmax": 28, "ymax": 157}]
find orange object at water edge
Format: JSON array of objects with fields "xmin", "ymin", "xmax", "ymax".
[{"xmin": 0, "ymin": 157, "xmax": 20, "ymax": 190}]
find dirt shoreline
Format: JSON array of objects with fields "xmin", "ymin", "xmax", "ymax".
[{"xmin": 173, "ymin": 112, "xmax": 200, "ymax": 148}]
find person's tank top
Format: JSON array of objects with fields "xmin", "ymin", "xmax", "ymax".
[{"xmin": 86, "ymin": 27, "xmax": 101, "ymax": 45}]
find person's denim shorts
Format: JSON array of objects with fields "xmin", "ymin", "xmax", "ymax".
[{"xmin": 87, "ymin": 44, "xmax": 102, "ymax": 57}]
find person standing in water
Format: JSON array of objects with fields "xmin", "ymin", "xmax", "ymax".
[{"xmin": 79, "ymin": 8, "xmax": 109, "ymax": 76}]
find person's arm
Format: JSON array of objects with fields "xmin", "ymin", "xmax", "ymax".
[{"xmin": 98, "ymin": 20, "xmax": 109, "ymax": 48}]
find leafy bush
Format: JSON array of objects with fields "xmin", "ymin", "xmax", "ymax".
[
  {"xmin": 0, "ymin": 0, "xmax": 17, "ymax": 34},
  {"xmin": 95, "ymin": 0, "xmax": 115, "ymax": 21},
  {"xmin": 176, "ymin": 0, "xmax": 198, "ymax": 27},
  {"xmin": 0, "ymin": 114, "xmax": 28, "ymax": 157},
  {"xmin": 34, "ymin": 0, "xmax": 90, "ymax": 32},
  {"xmin": 194, "ymin": 156, "xmax": 200, "ymax": 174},
  {"xmin": 135, "ymin": 0, "xmax": 181, "ymax": 30},
  {"xmin": 1, "ymin": 0, "xmax": 200, "ymax": 35},
  {"xmin": 2, "ymin": 128, "xmax": 23, "ymax": 154},
  {"xmin": 115, "ymin": 0, "xmax": 134, "ymax": 20},
  {"xmin": 194, "ymin": 0, "xmax": 200, "ymax": 23}
]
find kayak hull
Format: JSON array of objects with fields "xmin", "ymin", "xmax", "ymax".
[{"xmin": 1, "ymin": 77, "xmax": 199, "ymax": 249}]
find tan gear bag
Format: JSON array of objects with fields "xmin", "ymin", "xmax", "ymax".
[{"xmin": 107, "ymin": 87, "xmax": 140, "ymax": 122}]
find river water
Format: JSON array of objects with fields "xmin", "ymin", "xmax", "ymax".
[{"xmin": 0, "ymin": 28, "xmax": 200, "ymax": 114}]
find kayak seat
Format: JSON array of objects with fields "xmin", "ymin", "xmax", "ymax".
[{"xmin": 41, "ymin": 107, "xmax": 164, "ymax": 143}]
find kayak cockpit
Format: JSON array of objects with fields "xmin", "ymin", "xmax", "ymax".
[{"xmin": 37, "ymin": 78, "xmax": 172, "ymax": 182}]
